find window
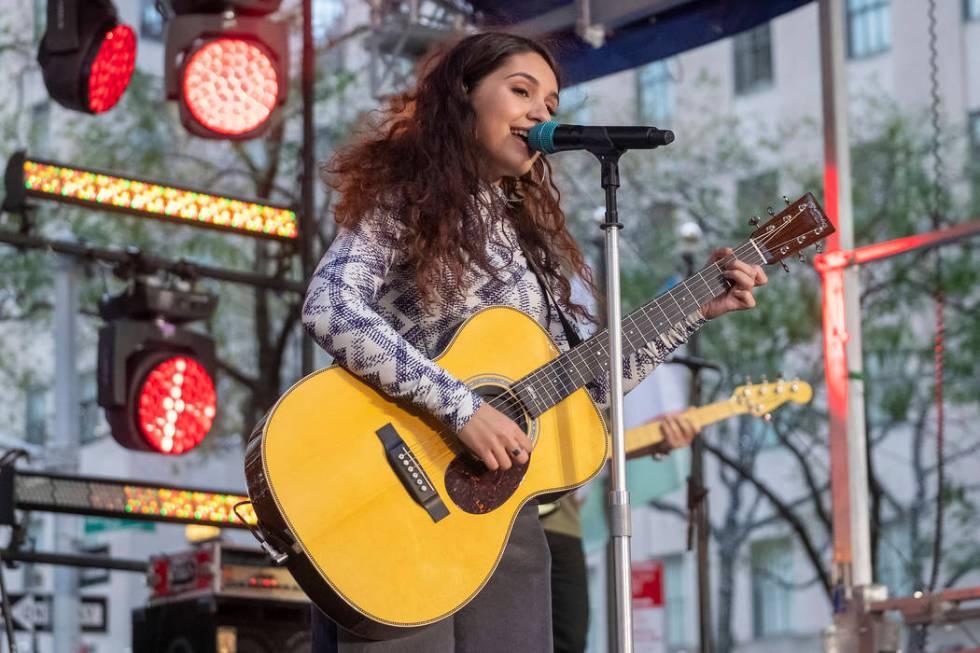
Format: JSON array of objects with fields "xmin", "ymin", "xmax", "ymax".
[
  {"xmin": 80, "ymin": 372, "xmax": 100, "ymax": 444},
  {"xmin": 314, "ymin": 0, "xmax": 346, "ymax": 45},
  {"xmin": 736, "ymin": 170, "xmax": 779, "ymax": 222},
  {"xmin": 968, "ymin": 111, "xmax": 980, "ymax": 210},
  {"xmin": 556, "ymin": 84, "xmax": 590, "ymax": 124},
  {"xmin": 663, "ymin": 554, "xmax": 686, "ymax": 646},
  {"xmin": 733, "ymin": 23, "xmax": 773, "ymax": 96},
  {"xmin": 847, "ymin": 0, "xmax": 891, "ymax": 59},
  {"xmin": 141, "ymin": 0, "xmax": 164, "ymax": 41},
  {"xmin": 29, "ymin": 102, "xmax": 51, "ymax": 153},
  {"xmin": 636, "ymin": 60, "xmax": 673, "ymax": 125},
  {"xmin": 33, "ymin": 0, "xmax": 46, "ymax": 41},
  {"xmin": 25, "ymin": 387, "xmax": 48, "ymax": 445},
  {"xmin": 965, "ymin": 0, "xmax": 980, "ymax": 20},
  {"xmin": 751, "ymin": 537, "xmax": 793, "ymax": 637},
  {"xmin": 876, "ymin": 520, "xmax": 913, "ymax": 597}
]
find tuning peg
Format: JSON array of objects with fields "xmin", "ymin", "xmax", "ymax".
[
  {"xmin": 777, "ymin": 371, "xmax": 784, "ymax": 380},
  {"xmin": 815, "ymin": 242, "xmax": 824, "ymax": 253},
  {"xmin": 745, "ymin": 375, "xmax": 753, "ymax": 386},
  {"xmin": 763, "ymin": 413, "xmax": 773, "ymax": 422},
  {"xmin": 766, "ymin": 206, "xmax": 775, "ymax": 217},
  {"xmin": 748, "ymin": 216, "xmax": 760, "ymax": 227},
  {"xmin": 798, "ymin": 252, "xmax": 807, "ymax": 263},
  {"xmin": 780, "ymin": 261, "xmax": 790, "ymax": 273},
  {"xmin": 761, "ymin": 374, "xmax": 769, "ymax": 384},
  {"xmin": 782, "ymin": 195, "xmax": 790, "ymax": 206}
]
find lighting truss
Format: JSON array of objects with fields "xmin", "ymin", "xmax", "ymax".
[
  {"xmin": 3, "ymin": 151, "xmax": 297, "ymax": 241},
  {"xmin": 1, "ymin": 468, "xmax": 255, "ymax": 530}
]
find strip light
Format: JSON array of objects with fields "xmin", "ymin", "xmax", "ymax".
[
  {"xmin": 9, "ymin": 153, "xmax": 297, "ymax": 241},
  {"xmin": 12, "ymin": 470, "xmax": 256, "ymax": 529}
]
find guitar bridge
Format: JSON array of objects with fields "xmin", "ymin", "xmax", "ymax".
[{"xmin": 376, "ymin": 424, "xmax": 449, "ymax": 523}]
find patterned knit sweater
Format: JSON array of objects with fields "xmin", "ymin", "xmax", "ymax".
[{"xmin": 302, "ymin": 193, "xmax": 704, "ymax": 434}]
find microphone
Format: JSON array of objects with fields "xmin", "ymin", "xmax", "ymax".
[{"xmin": 527, "ymin": 120, "xmax": 675, "ymax": 155}]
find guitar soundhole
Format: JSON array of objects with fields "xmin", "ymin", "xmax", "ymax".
[{"xmin": 444, "ymin": 384, "xmax": 531, "ymax": 515}]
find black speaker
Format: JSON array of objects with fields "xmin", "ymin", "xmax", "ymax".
[{"xmin": 133, "ymin": 595, "xmax": 311, "ymax": 653}]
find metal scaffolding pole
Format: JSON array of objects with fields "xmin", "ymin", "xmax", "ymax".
[
  {"xmin": 51, "ymin": 255, "xmax": 80, "ymax": 653},
  {"xmin": 818, "ymin": 0, "xmax": 873, "ymax": 600}
]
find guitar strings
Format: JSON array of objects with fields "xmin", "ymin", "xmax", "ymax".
[
  {"xmin": 402, "ymin": 219, "xmax": 821, "ymax": 469},
  {"xmin": 394, "ymin": 218, "xmax": 825, "ymax": 469},
  {"xmin": 494, "ymin": 214, "xmax": 818, "ymax": 418}
]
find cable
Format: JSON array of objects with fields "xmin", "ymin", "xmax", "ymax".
[{"xmin": 925, "ymin": 0, "xmax": 946, "ymax": 596}]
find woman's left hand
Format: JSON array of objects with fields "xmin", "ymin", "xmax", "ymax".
[{"xmin": 700, "ymin": 247, "xmax": 768, "ymax": 320}]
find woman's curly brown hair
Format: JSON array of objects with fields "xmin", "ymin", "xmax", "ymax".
[{"xmin": 324, "ymin": 31, "xmax": 595, "ymax": 321}]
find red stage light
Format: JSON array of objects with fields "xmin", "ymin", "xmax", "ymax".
[
  {"xmin": 87, "ymin": 24, "xmax": 137, "ymax": 113},
  {"xmin": 182, "ymin": 38, "xmax": 279, "ymax": 136},
  {"xmin": 136, "ymin": 356, "xmax": 216, "ymax": 455}
]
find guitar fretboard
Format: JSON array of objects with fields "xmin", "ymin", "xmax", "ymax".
[{"xmin": 511, "ymin": 240, "xmax": 766, "ymax": 416}]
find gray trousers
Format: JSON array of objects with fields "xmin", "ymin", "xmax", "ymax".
[{"xmin": 313, "ymin": 503, "xmax": 554, "ymax": 652}]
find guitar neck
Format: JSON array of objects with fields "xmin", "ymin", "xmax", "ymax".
[
  {"xmin": 621, "ymin": 398, "xmax": 744, "ymax": 460},
  {"xmin": 512, "ymin": 241, "xmax": 766, "ymax": 418}
]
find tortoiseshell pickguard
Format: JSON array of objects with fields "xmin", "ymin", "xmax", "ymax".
[{"xmin": 444, "ymin": 455, "xmax": 530, "ymax": 514}]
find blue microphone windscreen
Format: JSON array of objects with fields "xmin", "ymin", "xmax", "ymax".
[{"xmin": 527, "ymin": 121, "xmax": 559, "ymax": 154}]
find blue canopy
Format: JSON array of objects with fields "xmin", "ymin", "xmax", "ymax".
[{"xmin": 472, "ymin": 0, "xmax": 814, "ymax": 85}]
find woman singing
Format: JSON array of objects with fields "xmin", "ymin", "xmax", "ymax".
[{"xmin": 303, "ymin": 31, "xmax": 767, "ymax": 652}]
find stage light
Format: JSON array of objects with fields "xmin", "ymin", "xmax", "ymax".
[
  {"xmin": 133, "ymin": 354, "xmax": 217, "ymax": 454},
  {"xmin": 165, "ymin": 4, "xmax": 288, "ymax": 140},
  {"xmin": 7, "ymin": 469, "xmax": 257, "ymax": 529},
  {"xmin": 183, "ymin": 37, "xmax": 280, "ymax": 137},
  {"xmin": 97, "ymin": 281, "xmax": 219, "ymax": 455},
  {"xmin": 4, "ymin": 152, "xmax": 298, "ymax": 240},
  {"xmin": 37, "ymin": 0, "xmax": 137, "ymax": 114}
]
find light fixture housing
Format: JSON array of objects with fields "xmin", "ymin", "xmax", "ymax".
[
  {"xmin": 97, "ymin": 283, "xmax": 219, "ymax": 455},
  {"xmin": 165, "ymin": 12, "xmax": 288, "ymax": 140},
  {"xmin": 4, "ymin": 151, "xmax": 299, "ymax": 241},
  {"xmin": 37, "ymin": 0, "xmax": 137, "ymax": 114}
]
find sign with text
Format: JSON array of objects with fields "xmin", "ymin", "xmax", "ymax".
[
  {"xmin": 0, "ymin": 594, "xmax": 107, "ymax": 633},
  {"xmin": 632, "ymin": 559, "xmax": 666, "ymax": 653}
]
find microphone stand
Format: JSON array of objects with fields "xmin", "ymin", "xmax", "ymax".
[{"xmin": 595, "ymin": 150, "xmax": 634, "ymax": 653}]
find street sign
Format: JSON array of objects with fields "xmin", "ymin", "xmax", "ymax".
[
  {"xmin": 1, "ymin": 594, "xmax": 107, "ymax": 633},
  {"xmin": 83, "ymin": 516, "xmax": 156, "ymax": 534}
]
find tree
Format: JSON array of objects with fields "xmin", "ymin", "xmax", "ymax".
[
  {"xmin": 0, "ymin": 7, "xmax": 360, "ymax": 450},
  {"xmin": 554, "ymin": 89, "xmax": 980, "ymax": 651}
]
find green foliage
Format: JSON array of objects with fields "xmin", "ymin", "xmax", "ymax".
[
  {"xmin": 0, "ymin": 12, "xmax": 358, "ymax": 450},
  {"xmin": 558, "ymin": 87, "xmax": 980, "ymax": 595}
]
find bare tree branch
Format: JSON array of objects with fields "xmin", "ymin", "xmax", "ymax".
[{"xmin": 703, "ymin": 440, "xmax": 833, "ymax": 599}]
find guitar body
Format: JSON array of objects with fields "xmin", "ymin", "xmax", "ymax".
[{"xmin": 245, "ymin": 306, "xmax": 608, "ymax": 638}]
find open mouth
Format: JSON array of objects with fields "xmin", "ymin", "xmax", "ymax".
[{"xmin": 511, "ymin": 128, "xmax": 530, "ymax": 155}]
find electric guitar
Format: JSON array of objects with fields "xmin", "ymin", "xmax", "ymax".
[
  {"xmin": 244, "ymin": 193, "xmax": 832, "ymax": 638},
  {"xmin": 537, "ymin": 378, "xmax": 814, "ymax": 517}
]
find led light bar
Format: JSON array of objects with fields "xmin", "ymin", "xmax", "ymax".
[
  {"xmin": 4, "ymin": 152, "xmax": 297, "ymax": 241},
  {"xmin": 6, "ymin": 469, "xmax": 256, "ymax": 529}
]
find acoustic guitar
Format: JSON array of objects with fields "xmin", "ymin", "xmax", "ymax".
[
  {"xmin": 537, "ymin": 378, "xmax": 814, "ymax": 517},
  {"xmin": 244, "ymin": 193, "xmax": 832, "ymax": 638}
]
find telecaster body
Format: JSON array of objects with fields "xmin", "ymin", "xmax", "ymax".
[{"xmin": 245, "ymin": 306, "xmax": 608, "ymax": 638}]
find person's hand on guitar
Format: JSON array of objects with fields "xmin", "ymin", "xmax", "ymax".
[
  {"xmin": 659, "ymin": 413, "xmax": 700, "ymax": 452},
  {"xmin": 700, "ymin": 247, "xmax": 768, "ymax": 320},
  {"xmin": 458, "ymin": 403, "xmax": 534, "ymax": 471}
]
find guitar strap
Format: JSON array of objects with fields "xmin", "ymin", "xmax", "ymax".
[
  {"xmin": 519, "ymin": 241, "xmax": 585, "ymax": 519},
  {"xmin": 519, "ymin": 242, "xmax": 583, "ymax": 349}
]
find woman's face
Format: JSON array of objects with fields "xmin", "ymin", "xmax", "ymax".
[{"xmin": 469, "ymin": 52, "xmax": 559, "ymax": 182}]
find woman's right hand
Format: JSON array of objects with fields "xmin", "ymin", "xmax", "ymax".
[{"xmin": 457, "ymin": 403, "xmax": 534, "ymax": 471}]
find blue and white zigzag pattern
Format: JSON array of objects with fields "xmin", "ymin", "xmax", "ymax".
[{"xmin": 302, "ymin": 199, "xmax": 704, "ymax": 433}]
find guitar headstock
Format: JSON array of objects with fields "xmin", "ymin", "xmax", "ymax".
[
  {"xmin": 750, "ymin": 193, "xmax": 834, "ymax": 265},
  {"xmin": 730, "ymin": 378, "xmax": 813, "ymax": 419}
]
